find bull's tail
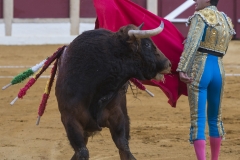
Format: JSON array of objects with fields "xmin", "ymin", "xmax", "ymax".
[{"xmin": 34, "ymin": 45, "xmax": 66, "ymax": 80}]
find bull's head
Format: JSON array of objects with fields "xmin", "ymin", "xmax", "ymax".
[{"xmin": 118, "ymin": 22, "xmax": 171, "ymax": 81}]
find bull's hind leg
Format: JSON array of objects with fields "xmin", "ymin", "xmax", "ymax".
[
  {"xmin": 108, "ymin": 111, "xmax": 136, "ymax": 160},
  {"xmin": 61, "ymin": 111, "xmax": 89, "ymax": 160},
  {"xmin": 107, "ymin": 95, "xmax": 136, "ymax": 160}
]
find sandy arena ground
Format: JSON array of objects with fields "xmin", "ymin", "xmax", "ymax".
[{"xmin": 0, "ymin": 41, "xmax": 240, "ymax": 160}]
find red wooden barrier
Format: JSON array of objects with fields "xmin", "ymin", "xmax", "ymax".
[
  {"xmin": 159, "ymin": 0, "xmax": 195, "ymax": 37},
  {"xmin": 2, "ymin": 0, "xmax": 239, "ymax": 38},
  {"xmin": 14, "ymin": 0, "xmax": 69, "ymax": 18},
  {"xmin": 0, "ymin": 0, "xmax": 3, "ymax": 18},
  {"xmin": 79, "ymin": 0, "xmax": 95, "ymax": 18},
  {"xmin": 131, "ymin": 0, "xmax": 146, "ymax": 8},
  {"xmin": 236, "ymin": 0, "xmax": 240, "ymax": 39},
  {"xmin": 79, "ymin": 0, "xmax": 146, "ymax": 18},
  {"xmin": 11, "ymin": 0, "xmax": 146, "ymax": 19}
]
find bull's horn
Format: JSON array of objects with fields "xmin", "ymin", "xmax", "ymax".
[{"xmin": 128, "ymin": 21, "xmax": 164, "ymax": 38}]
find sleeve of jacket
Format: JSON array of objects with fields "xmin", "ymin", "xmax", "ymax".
[{"xmin": 176, "ymin": 14, "xmax": 206, "ymax": 72}]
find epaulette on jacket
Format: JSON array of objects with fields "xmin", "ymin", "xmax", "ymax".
[
  {"xmin": 186, "ymin": 8, "xmax": 219, "ymax": 27},
  {"xmin": 186, "ymin": 7, "xmax": 236, "ymax": 35},
  {"xmin": 197, "ymin": 8, "xmax": 219, "ymax": 26},
  {"xmin": 222, "ymin": 12, "xmax": 236, "ymax": 35}
]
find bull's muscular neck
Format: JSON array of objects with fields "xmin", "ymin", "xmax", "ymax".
[{"xmin": 88, "ymin": 37, "xmax": 138, "ymax": 120}]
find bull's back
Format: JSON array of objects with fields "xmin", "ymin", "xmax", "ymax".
[
  {"xmin": 56, "ymin": 29, "xmax": 118, "ymax": 104},
  {"xmin": 59, "ymin": 29, "xmax": 114, "ymax": 74},
  {"xmin": 70, "ymin": 29, "xmax": 115, "ymax": 54}
]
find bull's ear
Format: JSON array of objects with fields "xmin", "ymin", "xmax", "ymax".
[{"xmin": 138, "ymin": 23, "xmax": 144, "ymax": 30}]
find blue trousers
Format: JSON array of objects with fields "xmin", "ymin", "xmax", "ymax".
[{"xmin": 187, "ymin": 53, "xmax": 225, "ymax": 143}]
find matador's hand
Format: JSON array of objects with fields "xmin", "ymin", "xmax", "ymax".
[{"xmin": 179, "ymin": 72, "xmax": 193, "ymax": 84}]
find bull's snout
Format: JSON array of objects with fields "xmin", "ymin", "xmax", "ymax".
[
  {"xmin": 154, "ymin": 59, "xmax": 172, "ymax": 81},
  {"xmin": 160, "ymin": 59, "xmax": 172, "ymax": 74}
]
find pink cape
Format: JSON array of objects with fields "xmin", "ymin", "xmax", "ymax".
[{"xmin": 93, "ymin": 0, "xmax": 187, "ymax": 107}]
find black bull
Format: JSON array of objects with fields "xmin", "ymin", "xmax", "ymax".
[{"xmin": 55, "ymin": 23, "xmax": 171, "ymax": 160}]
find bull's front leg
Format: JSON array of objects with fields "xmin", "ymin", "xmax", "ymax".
[
  {"xmin": 61, "ymin": 111, "xmax": 89, "ymax": 160},
  {"xmin": 108, "ymin": 107, "xmax": 136, "ymax": 160}
]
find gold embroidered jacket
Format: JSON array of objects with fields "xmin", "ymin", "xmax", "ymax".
[{"xmin": 177, "ymin": 6, "xmax": 235, "ymax": 72}]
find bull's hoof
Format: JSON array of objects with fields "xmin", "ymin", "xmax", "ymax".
[
  {"xmin": 129, "ymin": 153, "xmax": 136, "ymax": 160},
  {"xmin": 119, "ymin": 151, "xmax": 137, "ymax": 160},
  {"xmin": 73, "ymin": 147, "xmax": 89, "ymax": 160}
]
